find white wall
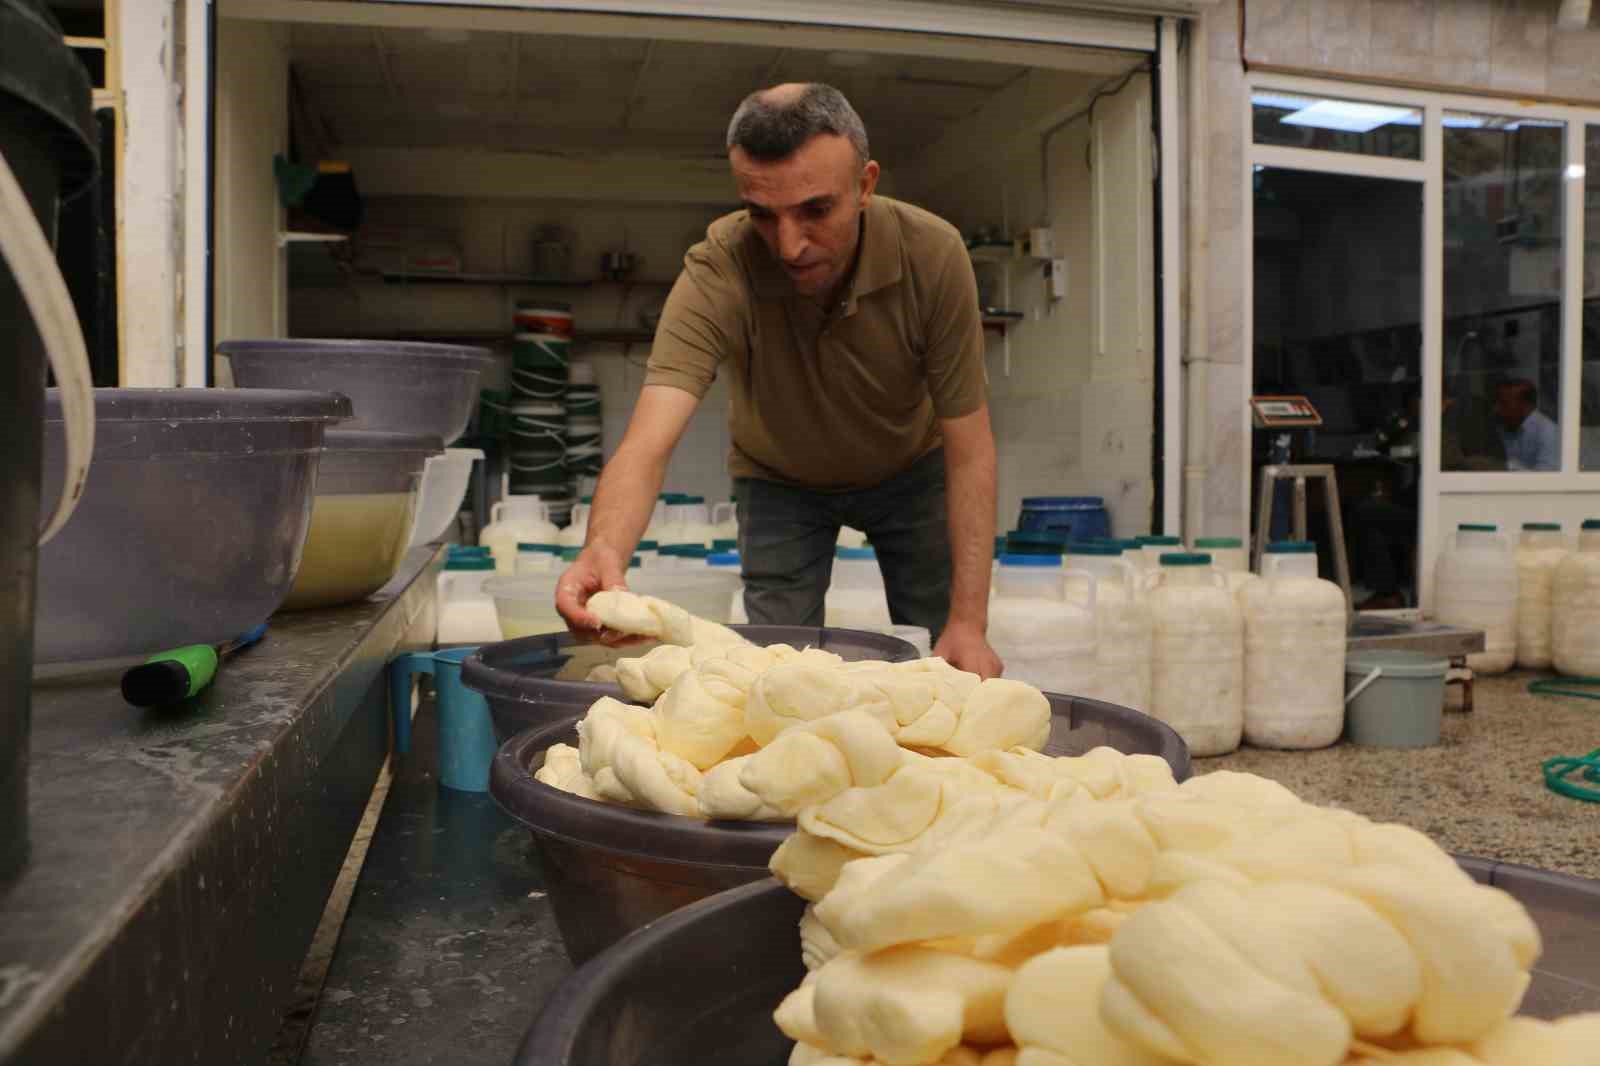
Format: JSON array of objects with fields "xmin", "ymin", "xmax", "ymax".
[
  {"xmin": 214, "ymin": 18, "xmax": 290, "ymax": 362},
  {"xmin": 901, "ymin": 71, "xmax": 1155, "ymax": 537}
]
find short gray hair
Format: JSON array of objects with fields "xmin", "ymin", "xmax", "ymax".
[{"xmin": 726, "ymin": 83, "xmax": 870, "ymax": 164}]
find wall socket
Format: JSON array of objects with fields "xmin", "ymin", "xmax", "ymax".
[{"xmin": 1048, "ymin": 257, "xmax": 1068, "ymax": 300}]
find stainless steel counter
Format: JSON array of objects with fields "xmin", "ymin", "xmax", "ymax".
[{"xmin": 0, "ymin": 547, "xmax": 443, "ymax": 1065}]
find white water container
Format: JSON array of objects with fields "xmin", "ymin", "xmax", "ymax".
[
  {"xmin": 1063, "ymin": 543, "xmax": 1151, "ymax": 712},
  {"xmin": 514, "ymin": 542, "xmax": 560, "ymax": 575},
  {"xmin": 1514, "ymin": 522, "xmax": 1568, "ymax": 670},
  {"xmin": 642, "ymin": 495, "xmax": 671, "ymax": 545},
  {"xmin": 1196, "ymin": 535, "xmax": 1258, "ymax": 603},
  {"xmin": 1433, "ymin": 523, "xmax": 1518, "ymax": 674},
  {"xmin": 1553, "ymin": 518, "xmax": 1600, "ymax": 677},
  {"xmin": 436, "ymin": 557, "xmax": 503, "ymax": 645},
  {"xmin": 825, "ymin": 547, "xmax": 891, "ymax": 629},
  {"xmin": 634, "ymin": 539, "xmax": 660, "ymax": 569},
  {"xmin": 1241, "ymin": 541, "xmax": 1346, "ymax": 749},
  {"xmin": 837, "ymin": 525, "xmax": 869, "ymax": 549},
  {"xmin": 707, "ymin": 550, "xmax": 745, "ymax": 625},
  {"xmin": 711, "ymin": 500, "xmax": 738, "ymax": 544},
  {"xmin": 672, "ymin": 494, "xmax": 716, "ymax": 549},
  {"xmin": 481, "ymin": 495, "xmax": 560, "ymax": 575},
  {"xmin": 557, "ymin": 496, "xmax": 592, "ymax": 548},
  {"xmin": 990, "ymin": 554, "xmax": 1098, "ymax": 695},
  {"xmin": 1148, "ymin": 552, "xmax": 1244, "ymax": 756}
]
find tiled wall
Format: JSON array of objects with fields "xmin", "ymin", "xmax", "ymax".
[
  {"xmin": 1244, "ymin": 0, "xmax": 1600, "ymax": 104},
  {"xmin": 903, "ymin": 75, "xmax": 1157, "ymax": 538}
]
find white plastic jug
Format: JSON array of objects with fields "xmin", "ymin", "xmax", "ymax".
[
  {"xmin": 514, "ymin": 542, "xmax": 560, "ymax": 575},
  {"xmin": 1514, "ymin": 523, "xmax": 1568, "ymax": 670},
  {"xmin": 643, "ymin": 495, "xmax": 671, "ymax": 545},
  {"xmin": 1552, "ymin": 519, "xmax": 1600, "ymax": 677},
  {"xmin": 1063, "ymin": 545, "xmax": 1151, "ymax": 712},
  {"xmin": 557, "ymin": 497, "xmax": 592, "ymax": 548},
  {"xmin": 435, "ymin": 558, "xmax": 503, "ymax": 645},
  {"xmin": 989, "ymin": 556, "xmax": 1098, "ymax": 695},
  {"xmin": 1148, "ymin": 553, "xmax": 1244, "ymax": 756},
  {"xmin": 711, "ymin": 500, "xmax": 738, "ymax": 544},
  {"xmin": 824, "ymin": 547, "xmax": 891, "ymax": 629},
  {"xmin": 1241, "ymin": 542, "xmax": 1346, "ymax": 750},
  {"xmin": 1433, "ymin": 523, "xmax": 1518, "ymax": 674},
  {"xmin": 1140, "ymin": 536, "xmax": 1183, "ymax": 570},
  {"xmin": 837, "ymin": 525, "xmax": 869, "ymax": 549},
  {"xmin": 481, "ymin": 495, "xmax": 560, "ymax": 575},
  {"xmin": 673, "ymin": 495, "xmax": 715, "ymax": 549},
  {"xmin": 1195, "ymin": 536, "xmax": 1259, "ymax": 603}
]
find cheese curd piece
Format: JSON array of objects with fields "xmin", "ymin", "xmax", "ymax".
[
  {"xmin": 533, "ymin": 742, "xmax": 601, "ymax": 801},
  {"xmin": 809, "ymin": 946, "xmax": 1014, "ymax": 1065},
  {"xmin": 696, "ymin": 755, "xmax": 786, "ymax": 821},
  {"xmin": 586, "ymin": 588, "xmax": 747, "ymax": 647},
  {"xmin": 770, "ymin": 831, "xmax": 868, "ymax": 902},
  {"xmin": 653, "ymin": 658, "xmax": 755, "ymax": 769},
  {"xmin": 943, "ymin": 679, "xmax": 1051, "ymax": 756},
  {"xmin": 575, "ymin": 697, "xmax": 657, "ymax": 776},
  {"xmin": 738, "ymin": 710, "xmax": 904, "ymax": 815},
  {"xmin": 614, "ymin": 643, "xmax": 694, "ymax": 703},
  {"xmin": 1006, "ymin": 946, "xmax": 1177, "ymax": 1066},
  {"xmin": 746, "ymin": 662, "xmax": 881, "ymax": 745}
]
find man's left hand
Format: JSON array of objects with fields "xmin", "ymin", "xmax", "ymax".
[{"xmin": 933, "ymin": 619, "xmax": 1003, "ymax": 680}]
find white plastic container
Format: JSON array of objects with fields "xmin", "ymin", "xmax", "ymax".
[
  {"xmin": 1241, "ymin": 541, "xmax": 1346, "ymax": 750},
  {"xmin": 1514, "ymin": 522, "xmax": 1568, "ymax": 670},
  {"xmin": 1195, "ymin": 535, "xmax": 1258, "ymax": 603},
  {"xmin": 1139, "ymin": 535, "xmax": 1182, "ymax": 570},
  {"xmin": 1433, "ymin": 523, "xmax": 1518, "ymax": 675},
  {"xmin": 485, "ymin": 568, "xmax": 739, "ymax": 641},
  {"xmin": 674, "ymin": 495, "xmax": 716, "ymax": 549},
  {"xmin": 824, "ymin": 547, "xmax": 891, "ymax": 630},
  {"xmin": 481, "ymin": 495, "xmax": 560, "ymax": 576},
  {"xmin": 711, "ymin": 500, "xmax": 738, "ymax": 544},
  {"xmin": 836, "ymin": 526, "xmax": 869, "ymax": 549},
  {"xmin": 707, "ymin": 550, "xmax": 745, "ymax": 624},
  {"xmin": 514, "ymin": 542, "xmax": 561, "ymax": 575},
  {"xmin": 557, "ymin": 496, "xmax": 592, "ymax": 548},
  {"xmin": 408, "ymin": 447, "xmax": 484, "ymax": 549},
  {"xmin": 1063, "ymin": 543, "xmax": 1151, "ymax": 712},
  {"xmin": 642, "ymin": 496, "xmax": 671, "ymax": 545},
  {"xmin": 436, "ymin": 557, "xmax": 504, "ymax": 645},
  {"xmin": 988, "ymin": 554, "xmax": 1098, "ymax": 695},
  {"xmin": 634, "ymin": 539, "xmax": 660, "ymax": 569},
  {"xmin": 1552, "ymin": 519, "xmax": 1600, "ymax": 677},
  {"xmin": 1148, "ymin": 552, "xmax": 1244, "ymax": 757}
]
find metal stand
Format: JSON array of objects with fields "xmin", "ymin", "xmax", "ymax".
[{"xmin": 1252, "ymin": 464, "xmax": 1354, "ymax": 611}]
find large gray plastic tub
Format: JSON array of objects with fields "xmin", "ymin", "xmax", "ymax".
[
  {"xmin": 517, "ymin": 857, "xmax": 1600, "ymax": 1066},
  {"xmin": 219, "ymin": 339, "xmax": 492, "ymax": 443},
  {"xmin": 490, "ymin": 693, "xmax": 1189, "ymax": 964},
  {"xmin": 463, "ymin": 625, "xmax": 921, "ymax": 743},
  {"xmin": 35, "ymin": 388, "xmax": 351, "ymax": 663}
]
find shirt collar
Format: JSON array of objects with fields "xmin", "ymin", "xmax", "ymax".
[{"xmin": 841, "ymin": 196, "xmax": 904, "ymax": 316}]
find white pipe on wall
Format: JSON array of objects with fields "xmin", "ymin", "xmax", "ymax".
[{"xmin": 1182, "ymin": 13, "xmax": 1210, "ymax": 543}]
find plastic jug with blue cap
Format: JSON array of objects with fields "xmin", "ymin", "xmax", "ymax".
[
  {"xmin": 990, "ymin": 553, "xmax": 1097, "ymax": 696},
  {"xmin": 1064, "ymin": 541, "xmax": 1150, "ymax": 712},
  {"xmin": 388, "ymin": 646, "xmax": 498, "ymax": 791}
]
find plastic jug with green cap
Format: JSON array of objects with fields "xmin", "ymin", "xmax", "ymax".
[
  {"xmin": 1434, "ymin": 522, "xmax": 1517, "ymax": 674},
  {"xmin": 1553, "ymin": 519, "xmax": 1600, "ymax": 677},
  {"xmin": 1147, "ymin": 552, "xmax": 1243, "ymax": 756},
  {"xmin": 1515, "ymin": 522, "xmax": 1568, "ymax": 669},
  {"xmin": 1242, "ymin": 540, "xmax": 1346, "ymax": 750}
]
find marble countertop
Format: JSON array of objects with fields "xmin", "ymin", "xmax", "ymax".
[{"xmin": 1205, "ymin": 672, "xmax": 1599, "ymax": 880}]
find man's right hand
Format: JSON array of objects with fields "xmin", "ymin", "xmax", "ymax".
[{"xmin": 556, "ymin": 545, "xmax": 651, "ymax": 647}]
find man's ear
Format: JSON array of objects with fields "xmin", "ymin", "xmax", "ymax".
[{"xmin": 859, "ymin": 159, "xmax": 881, "ymax": 205}]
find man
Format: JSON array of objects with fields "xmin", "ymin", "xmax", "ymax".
[
  {"xmin": 555, "ymin": 83, "xmax": 1002, "ymax": 677},
  {"xmin": 1493, "ymin": 379, "xmax": 1558, "ymax": 472}
]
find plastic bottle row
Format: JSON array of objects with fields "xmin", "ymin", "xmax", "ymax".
[
  {"xmin": 477, "ymin": 492, "xmax": 741, "ymax": 576},
  {"xmin": 1435, "ymin": 519, "xmax": 1600, "ymax": 678}
]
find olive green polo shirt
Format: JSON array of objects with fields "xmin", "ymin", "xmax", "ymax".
[{"xmin": 645, "ymin": 195, "xmax": 988, "ymax": 491}]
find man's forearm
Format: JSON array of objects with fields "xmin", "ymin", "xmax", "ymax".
[
  {"xmin": 944, "ymin": 442, "xmax": 997, "ymax": 629},
  {"xmin": 585, "ymin": 443, "xmax": 667, "ymax": 565}
]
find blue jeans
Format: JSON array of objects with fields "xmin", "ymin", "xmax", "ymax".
[{"xmin": 735, "ymin": 449, "xmax": 952, "ymax": 639}]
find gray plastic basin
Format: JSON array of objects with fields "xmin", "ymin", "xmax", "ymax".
[
  {"xmin": 35, "ymin": 388, "xmax": 351, "ymax": 663},
  {"xmin": 517, "ymin": 857, "xmax": 1600, "ymax": 1066},
  {"xmin": 489, "ymin": 693, "xmax": 1189, "ymax": 964},
  {"xmin": 219, "ymin": 338, "xmax": 492, "ymax": 443}
]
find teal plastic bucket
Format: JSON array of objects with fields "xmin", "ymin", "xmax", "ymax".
[
  {"xmin": 388, "ymin": 645, "xmax": 498, "ymax": 791},
  {"xmin": 1343, "ymin": 650, "xmax": 1449, "ymax": 747}
]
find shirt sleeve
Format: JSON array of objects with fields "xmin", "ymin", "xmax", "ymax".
[
  {"xmin": 645, "ymin": 238, "xmax": 748, "ymax": 399},
  {"xmin": 922, "ymin": 239, "xmax": 989, "ymax": 420}
]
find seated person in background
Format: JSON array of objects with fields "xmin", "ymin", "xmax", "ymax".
[
  {"xmin": 1440, "ymin": 387, "xmax": 1507, "ymax": 472},
  {"xmin": 1494, "ymin": 379, "xmax": 1559, "ymax": 471}
]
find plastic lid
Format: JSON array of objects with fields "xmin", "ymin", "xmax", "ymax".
[
  {"xmin": 993, "ymin": 536, "xmax": 1007, "ymax": 557},
  {"xmin": 444, "ymin": 557, "xmax": 495, "ymax": 571},
  {"xmin": 683, "ymin": 494, "xmax": 706, "ymax": 504},
  {"xmin": 516, "ymin": 542, "xmax": 560, "ymax": 552},
  {"xmin": 1458, "ymin": 523, "xmax": 1498, "ymax": 531},
  {"xmin": 560, "ymin": 547, "xmax": 581, "ymax": 562},
  {"xmin": 1142, "ymin": 536, "xmax": 1183, "ymax": 547},
  {"xmin": 662, "ymin": 545, "xmax": 708, "ymax": 558},
  {"xmin": 1345, "ymin": 649, "xmax": 1449, "ymax": 679},
  {"xmin": 1522, "ymin": 522, "xmax": 1562, "ymax": 530},
  {"xmin": 836, "ymin": 547, "xmax": 878, "ymax": 560},
  {"xmin": 1193, "ymin": 537, "xmax": 1243, "ymax": 549},
  {"xmin": 1265, "ymin": 540, "xmax": 1315, "ymax": 554},
  {"xmin": 1160, "ymin": 552, "xmax": 1212, "ymax": 566},
  {"xmin": 1584, "ymin": 520, "xmax": 1600, "ymax": 530},
  {"xmin": 707, "ymin": 552, "xmax": 740, "ymax": 566},
  {"xmin": 637, "ymin": 540, "xmax": 659, "ymax": 551},
  {"xmin": 1000, "ymin": 553, "xmax": 1063, "ymax": 566},
  {"xmin": 448, "ymin": 545, "xmax": 491, "ymax": 555},
  {"xmin": 629, "ymin": 556, "xmax": 641, "ymax": 568},
  {"xmin": 1065, "ymin": 542, "xmax": 1121, "ymax": 556},
  {"xmin": 579, "ymin": 495, "xmax": 593, "ymax": 504},
  {"xmin": 712, "ymin": 539, "xmax": 737, "ymax": 552}
]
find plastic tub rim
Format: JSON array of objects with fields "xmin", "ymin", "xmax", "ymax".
[{"xmin": 1345, "ymin": 649, "xmax": 1450, "ymax": 679}]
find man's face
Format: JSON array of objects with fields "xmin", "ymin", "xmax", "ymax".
[
  {"xmin": 730, "ymin": 134, "xmax": 879, "ymax": 299},
  {"xmin": 1493, "ymin": 388, "xmax": 1533, "ymax": 432}
]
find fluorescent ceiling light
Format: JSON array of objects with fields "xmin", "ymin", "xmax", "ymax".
[{"xmin": 1280, "ymin": 100, "xmax": 1417, "ymax": 133}]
